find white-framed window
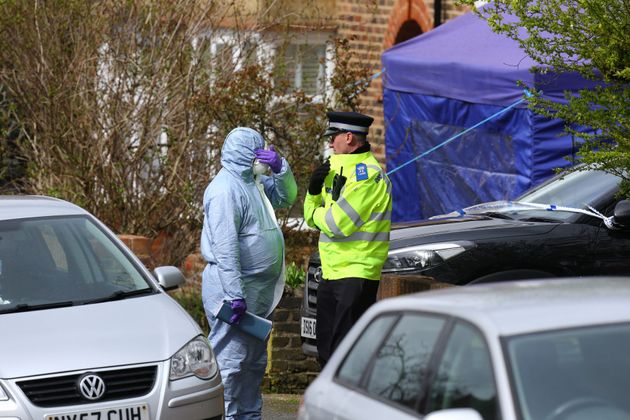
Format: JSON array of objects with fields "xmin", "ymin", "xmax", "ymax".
[
  {"xmin": 272, "ymin": 32, "xmax": 334, "ymax": 100},
  {"xmin": 193, "ymin": 29, "xmax": 265, "ymax": 83},
  {"xmin": 193, "ymin": 29, "xmax": 334, "ymax": 101}
]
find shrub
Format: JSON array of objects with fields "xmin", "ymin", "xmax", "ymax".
[
  {"xmin": 0, "ymin": 0, "xmax": 373, "ymax": 268},
  {"xmin": 285, "ymin": 261, "xmax": 306, "ymax": 291}
]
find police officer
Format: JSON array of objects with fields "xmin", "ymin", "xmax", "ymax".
[{"xmin": 304, "ymin": 111, "xmax": 392, "ymax": 367}]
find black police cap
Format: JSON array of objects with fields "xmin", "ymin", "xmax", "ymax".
[{"xmin": 323, "ymin": 111, "xmax": 374, "ymax": 137}]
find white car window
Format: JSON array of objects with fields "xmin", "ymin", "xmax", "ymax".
[
  {"xmin": 364, "ymin": 314, "xmax": 445, "ymax": 410},
  {"xmin": 426, "ymin": 322, "xmax": 499, "ymax": 419},
  {"xmin": 337, "ymin": 314, "xmax": 398, "ymax": 386}
]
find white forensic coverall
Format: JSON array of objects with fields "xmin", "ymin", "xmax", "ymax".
[{"xmin": 201, "ymin": 127, "xmax": 297, "ymax": 420}]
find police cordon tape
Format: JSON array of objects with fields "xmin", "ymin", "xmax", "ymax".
[
  {"xmin": 347, "ymin": 69, "xmax": 385, "ymax": 100},
  {"xmin": 441, "ymin": 200, "xmax": 617, "ymax": 230}
]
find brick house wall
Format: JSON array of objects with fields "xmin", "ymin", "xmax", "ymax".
[{"xmin": 335, "ymin": 0, "xmax": 469, "ymax": 162}]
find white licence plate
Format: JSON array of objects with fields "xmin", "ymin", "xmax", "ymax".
[
  {"xmin": 46, "ymin": 403, "xmax": 150, "ymax": 420},
  {"xmin": 301, "ymin": 316, "xmax": 317, "ymax": 339}
]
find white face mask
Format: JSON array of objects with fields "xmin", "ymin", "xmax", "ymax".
[
  {"xmin": 323, "ymin": 143, "xmax": 335, "ymax": 159},
  {"xmin": 252, "ymin": 159, "xmax": 269, "ymax": 175}
]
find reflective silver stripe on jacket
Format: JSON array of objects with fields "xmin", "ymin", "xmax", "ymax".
[
  {"xmin": 324, "ymin": 208, "xmax": 345, "ymax": 237},
  {"xmin": 335, "ymin": 197, "xmax": 363, "ymax": 225},
  {"xmin": 369, "ymin": 210, "xmax": 392, "ymax": 222},
  {"xmin": 319, "ymin": 231, "xmax": 390, "ymax": 243},
  {"xmin": 325, "ymin": 200, "xmax": 391, "ymax": 236}
]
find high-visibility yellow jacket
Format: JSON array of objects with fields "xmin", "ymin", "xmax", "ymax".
[{"xmin": 304, "ymin": 151, "xmax": 392, "ymax": 280}]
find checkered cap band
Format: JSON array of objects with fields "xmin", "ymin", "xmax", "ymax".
[{"xmin": 328, "ymin": 122, "xmax": 369, "ymax": 134}]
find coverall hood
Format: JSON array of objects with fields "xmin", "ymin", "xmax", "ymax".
[{"xmin": 221, "ymin": 127, "xmax": 265, "ymax": 180}]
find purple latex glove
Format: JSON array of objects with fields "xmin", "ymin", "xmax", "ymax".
[
  {"xmin": 254, "ymin": 145, "xmax": 282, "ymax": 174},
  {"xmin": 229, "ymin": 298, "xmax": 247, "ymax": 325}
]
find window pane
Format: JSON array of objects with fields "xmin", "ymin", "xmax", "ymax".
[
  {"xmin": 273, "ymin": 43, "xmax": 326, "ymax": 95},
  {"xmin": 365, "ymin": 314, "xmax": 445, "ymax": 410},
  {"xmin": 427, "ymin": 323, "xmax": 499, "ymax": 420},
  {"xmin": 0, "ymin": 216, "xmax": 150, "ymax": 309},
  {"xmin": 337, "ymin": 314, "xmax": 398, "ymax": 386},
  {"xmin": 520, "ymin": 169, "xmax": 620, "ymax": 211},
  {"xmin": 241, "ymin": 40, "xmax": 258, "ymax": 68},
  {"xmin": 507, "ymin": 323, "xmax": 630, "ymax": 420},
  {"xmin": 83, "ymin": 220, "xmax": 149, "ymax": 290},
  {"xmin": 214, "ymin": 43, "xmax": 235, "ymax": 74},
  {"xmin": 40, "ymin": 224, "xmax": 68, "ymax": 271},
  {"xmin": 301, "ymin": 44, "xmax": 325, "ymax": 95},
  {"xmin": 273, "ymin": 44, "xmax": 298, "ymax": 92}
]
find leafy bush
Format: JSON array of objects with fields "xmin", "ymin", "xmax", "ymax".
[
  {"xmin": 0, "ymin": 0, "xmax": 374, "ymax": 267},
  {"xmin": 461, "ymin": 0, "xmax": 630, "ymax": 197},
  {"xmin": 285, "ymin": 261, "xmax": 306, "ymax": 291}
]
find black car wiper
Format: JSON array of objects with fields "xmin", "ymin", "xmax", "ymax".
[
  {"xmin": 82, "ymin": 288, "xmax": 155, "ymax": 304},
  {"xmin": 520, "ymin": 216, "xmax": 561, "ymax": 223},
  {"xmin": 0, "ymin": 300, "xmax": 75, "ymax": 314},
  {"xmin": 481, "ymin": 211, "xmax": 513, "ymax": 220}
]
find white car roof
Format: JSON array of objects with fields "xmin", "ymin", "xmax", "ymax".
[
  {"xmin": 375, "ymin": 277, "xmax": 630, "ymax": 337},
  {"xmin": 0, "ymin": 195, "xmax": 87, "ymax": 220}
]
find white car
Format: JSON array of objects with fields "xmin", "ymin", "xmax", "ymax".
[
  {"xmin": 298, "ymin": 277, "xmax": 630, "ymax": 420},
  {"xmin": 0, "ymin": 196, "xmax": 224, "ymax": 419}
]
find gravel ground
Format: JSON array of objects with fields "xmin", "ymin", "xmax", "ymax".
[{"xmin": 262, "ymin": 393, "xmax": 301, "ymax": 420}]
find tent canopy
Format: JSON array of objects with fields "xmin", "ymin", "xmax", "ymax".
[
  {"xmin": 381, "ymin": 11, "xmax": 590, "ymax": 222},
  {"xmin": 382, "ymin": 11, "xmax": 586, "ymax": 107}
]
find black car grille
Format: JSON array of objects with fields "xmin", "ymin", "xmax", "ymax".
[
  {"xmin": 305, "ymin": 262, "xmax": 320, "ymax": 312},
  {"xmin": 17, "ymin": 366, "xmax": 157, "ymax": 407}
]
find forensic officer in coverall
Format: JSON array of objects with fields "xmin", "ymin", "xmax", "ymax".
[
  {"xmin": 201, "ymin": 127, "xmax": 297, "ymax": 419},
  {"xmin": 304, "ymin": 111, "xmax": 393, "ymax": 367}
]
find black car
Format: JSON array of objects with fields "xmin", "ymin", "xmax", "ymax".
[{"xmin": 300, "ymin": 167, "xmax": 630, "ymax": 356}]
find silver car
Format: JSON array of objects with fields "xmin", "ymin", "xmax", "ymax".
[
  {"xmin": 298, "ymin": 277, "xmax": 630, "ymax": 420},
  {"xmin": 0, "ymin": 196, "xmax": 224, "ymax": 419}
]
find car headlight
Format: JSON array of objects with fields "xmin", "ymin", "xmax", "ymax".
[
  {"xmin": 0, "ymin": 383, "xmax": 9, "ymax": 401},
  {"xmin": 170, "ymin": 336, "xmax": 218, "ymax": 381},
  {"xmin": 382, "ymin": 242, "xmax": 472, "ymax": 273}
]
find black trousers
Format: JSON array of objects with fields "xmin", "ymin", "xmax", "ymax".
[{"xmin": 316, "ymin": 277, "xmax": 379, "ymax": 368}]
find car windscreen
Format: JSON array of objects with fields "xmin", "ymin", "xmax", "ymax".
[
  {"xmin": 519, "ymin": 169, "xmax": 620, "ymax": 209},
  {"xmin": 0, "ymin": 215, "xmax": 154, "ymax": 312},
  {"xmin": 505, "ymin": 322, "xmax": 630, "ymax": 420},
  {"xmin": 451, "ymin": 170, "xmax": 621, "ymax": 223}
]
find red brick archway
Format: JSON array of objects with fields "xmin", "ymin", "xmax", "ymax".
[{"xmin": 384, "ymin": 0, "xmax": 433, "ymax": 50}]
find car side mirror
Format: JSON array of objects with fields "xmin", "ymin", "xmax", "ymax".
[
  {"xmin": 612, "ymin": 200, "xmax": 630, "ymax": 229},
  {"xmin": 424, "ymin": 408, "xmax": 483, "ymax": 420},
  {"xmin": 153, "ymin": 266, "xmax": 186, "ymax": 291}
]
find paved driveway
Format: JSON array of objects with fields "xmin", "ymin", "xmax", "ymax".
[{"xmin": 263, "ymin": 393, "xmax": 301, "ymax": 419}]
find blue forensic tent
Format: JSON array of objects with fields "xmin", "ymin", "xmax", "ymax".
[{"xmin": 382, "ymin": 11, "xmax": 592, "ymax": 222}]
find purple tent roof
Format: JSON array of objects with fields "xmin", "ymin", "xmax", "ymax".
[{"xmin": 381, "ymin": 11, "xmax": 583, "ymax": 106}]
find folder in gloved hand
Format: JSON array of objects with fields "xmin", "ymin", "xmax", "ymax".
[{"xmin": 212, "ymin": 301, "xmax": 273, "ymax": 341}]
